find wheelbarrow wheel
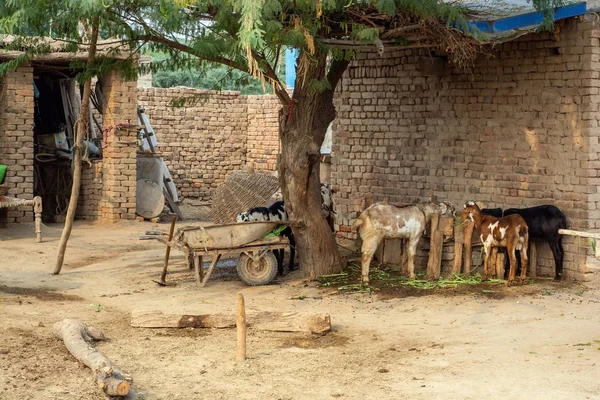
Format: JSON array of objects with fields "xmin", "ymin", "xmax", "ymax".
[{"xmin": 237, "ymin": 252, "xmax": 278, "ymax": 286}]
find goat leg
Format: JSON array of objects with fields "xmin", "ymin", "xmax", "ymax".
[
  {"xmin": 519, "ymin": 243, "xmax": 529, "ymax": 285},
  {"xmin": 507, "ymin": 250, "xmax": 517, "ymax": 287}
]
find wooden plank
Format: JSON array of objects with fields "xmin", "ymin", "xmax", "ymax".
[
  {"xmin": 426, "ymin": 213, "xmax": 442, "ymax": 280},
  {"xmin": 439, "ymin": 217, "xmax": 454, "ymax": 237},
  {"xmin": 558, "ymin": 228, "xmax": 600, "ymax": 239},
  {"xmin": 529, "ymin": 241, "xmax": 537, "ymax": 278},
  {"xmin": 452, "ymin": 242, "xmax": 463, "ymax": 274},
  {"xmin": 495, "ymin": 252, "xmax": 505, "ymax": 279},
  {"xmin": 383, "ymin": 239, "xmax": 403, "ymax": 271},
  {"xmin": 131, "ymin": 310, "xmax": 332, "ymax": 334},
  {"xmin": 463, "ymin": 220, "xmax": 475, "ymax": 274},
  {"xmin": 200, "ymin": 254, "xmax": 222, "ymax": 287}
]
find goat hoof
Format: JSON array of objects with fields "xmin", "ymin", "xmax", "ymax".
[
  {"xmin": 506, "ymin": 280, "xmax": 513, "ymax": 287},
  {"xmin": 553, "ymin": 276, "xmax": 561, "ymax": 281}
]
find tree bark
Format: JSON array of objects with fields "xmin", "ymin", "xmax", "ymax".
[
  {"xmin": 53, "ymin": 18, "xmax": 100, "ymax": 275},
  {"xmin": 276, "ymin": 51, "xmax": 350, "ymax": 278}
]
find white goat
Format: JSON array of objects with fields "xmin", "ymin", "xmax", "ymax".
[{"xmin": 352, "ymin": 201, "xmax": 449, "ymax": 282}]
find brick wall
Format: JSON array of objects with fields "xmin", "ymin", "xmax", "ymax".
[
  {"xmin": 333, "ymin": 17, "xmax": 600, "ymax": 281},
  {"xmin": 247, "ymin": 95, "xmax": 281, "ymax": 172},
  {"xmin": 137, "ymin": 88, "xmax": 280, "ymax": 201},
  {"xmin": 0, "ymin": 67, "xmax": 35, "ymax": 223}
]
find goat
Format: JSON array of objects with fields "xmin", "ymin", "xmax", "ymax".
[
  {"xmin": 352, "ymin": 201, "xmax": 446, "ymax": 283},
  {"xmin": 462, "ymin": 201, "xmax": 529, "ymax": 287},
  {"xmin": 321, "ymin": 184, "xmax": 335, "ymax": 231},
  {"xmin": 482, "ymin": 205, "xmax": 567, "ymax": 281},
  {"xmin": 236, "ymin": 201, "xmax": 295, "ymax": 275}
]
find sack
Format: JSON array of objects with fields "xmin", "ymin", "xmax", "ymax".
[{"xmin": 0, "ymin": 164, "xmax": 7, "ymax": 185}]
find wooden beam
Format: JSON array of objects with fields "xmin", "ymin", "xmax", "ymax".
[
  {"xmin": 426, "ymin": 212, "xmax": 442, "ymax": 280},
  {"xmin": 463, "ymin": 220, "xmax": 475, "ymax": 274},
  {"xmin": 131, "ymin": 310, "xmax": 331, "ymax": 334}
]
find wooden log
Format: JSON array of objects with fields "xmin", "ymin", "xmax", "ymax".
[
  {"xmin": 34, "ymin": 196, "xmax": 42, "ymax": 243},
  {"xmin": 463, "ymin": 220, "xmax": 475, "ymax": 274},
  {"xmin": 496, "ymin": 252, "xmax": 505, "ymax": 280},
  {"xmin": 426, "ymin": 213, "xmax": 442, "ymax": 280},
  {"xmin": 236, "ymin": 294, "xmax": 246, "ymax": 362},
  {"xmin": 558, "ymin": 228, "xmax": 600, "ymax": 239},
  {"xmin": 529, "ymin": 241, "xmax": 537, "ymax": 278},
  {"xmin": 53, "ymin": 319, "xmax": 131, "ymax": 397},
  {"xmin": 131, "ymin": 310, "xmax": 331, "ymax": 334}
]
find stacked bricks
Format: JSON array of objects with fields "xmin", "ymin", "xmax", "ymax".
[
  {"xmin": 0, "ymin": 67, "xmax": 35, "ymax": 223},
  {"xmin": 94, "ymin": 71, "xmax": 138, "ymax": 221},
  {"xmin": 76, "ymin": 161, "xmax": 103, "ymax": 220},
  {"xmin": 246, "ymin": 95, "xmax": 281, "ymax": 172},
  {"xmin": 332, "ymin": 16, "xmax": 600, "ymax": 281}
]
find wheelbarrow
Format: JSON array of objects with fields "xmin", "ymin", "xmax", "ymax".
[{"xmin": 142, "ymin": 220, "xmax": 289, "ymax": 287}]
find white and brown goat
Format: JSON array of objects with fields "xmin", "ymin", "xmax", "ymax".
[
  {"xmin": 353, "ymin": 201, "xmax": 450, "ymax": 283},
  {"xmin": 461, "ymin": 201, "xmax": 529, "ymax": 286}
]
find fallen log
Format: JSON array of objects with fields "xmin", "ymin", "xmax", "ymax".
[
  {"xmin": 131, "ymin": 310, "xmax": 331, "ymax": 334},
  {"xmin": 53, "ymin": 319, "xmax": 131, "ymax": 397}
]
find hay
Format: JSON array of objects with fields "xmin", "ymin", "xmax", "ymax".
[{"xmin": 211, "ymin": 171, "xmax": 280, "ymax": 224}]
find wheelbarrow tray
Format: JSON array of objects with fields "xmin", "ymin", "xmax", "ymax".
[{"xmin": 173, "ymin": 221, "xmax": 283, "ymax": 250}]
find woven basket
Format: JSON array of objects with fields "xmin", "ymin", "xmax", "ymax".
[{"xmin": 211, "ymin": 171, "xmax": 280, "ymax": 224}]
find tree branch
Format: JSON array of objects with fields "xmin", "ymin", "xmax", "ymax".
[
  {"xmin": 251, "ymin": 50, "xmax": 291, "ymax": 106},
  {"xmin": 327, "ymin": 58, "xmax": 350, "ymax": 92}
]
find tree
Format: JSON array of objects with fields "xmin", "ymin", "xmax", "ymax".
[{"xmin": 1, "ymin": 0, "xmax": 565, "ymax": 279}]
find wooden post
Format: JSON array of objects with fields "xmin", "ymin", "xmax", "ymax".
[
  {"xmin": 529, "ymin": 241, "xmax": 537, "ymax": 278},
  {"xmin": 159, "ymin": 216, "xmax": 177, "ymax": 285},
  {"xmin": 236, "ymin": 294, "xmax": 246, "ymax": 362},
  {"xmin": 452, "ymin": 220, "xmax": 464, "ymax": 275},
  {"xmin": 463, "ymin": 220, "xmax": 475, "ymax": 275},
  {"xmin": 382, "ymin": 196, "xmax": 389, "ymax": 204},
  {"xmin": 426, "ymin": 212, "xmax": 442, "ymax": 280},
  {"xmin": 33, "ymin": 196, "xmax": 42, "ymax": 243},
  {"xmin": 194, "ymin": 255, "xmax": 203, "ymax": 285},
  {"xmin": 495, "ymin": 252, "xmax": 505, "ymax": 280}
]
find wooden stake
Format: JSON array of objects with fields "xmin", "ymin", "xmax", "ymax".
[
  {"xmin": 463, "ymin": 220, "xmax": 475, "ymax": 275},
  {"xmin": 33, "ymin": 196, "xmax": 42, "ymax": 243},
  {"xmin": 157, "ymin": 216, "xmax": 177, "ymax": 285},
  {"xmin": 53, "ymin": 18, "xmax": 100, "ymax": 275},
  {"xmin": 529, "ymin": 241, "xmax": 537, "ymax": 278},
  {"xmin": 426, "ymin": 212, "xmax": 442, "ymax": 280},
  {"xmin": 236, "ymin": 294, "xmax": 246, "ymax": 362}
]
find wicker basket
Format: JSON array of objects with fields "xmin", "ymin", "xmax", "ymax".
[{"xmin": 211, "ymin": 171, "xmax": 280, "ymax": 224}]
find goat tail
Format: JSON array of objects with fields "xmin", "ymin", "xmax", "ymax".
[
  {"xmin": 352, "ymin": 216, "xmax": 364, "ymax": 232},
  {"xmin": 518, "ymin": 225, "xmax": 528, "ymax": 239}
]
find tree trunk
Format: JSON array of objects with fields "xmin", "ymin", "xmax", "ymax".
[
  {"xmin": 276, "ymin": 51, "xmax": 349, "ymax": 279},
  {"xmin": 53, "ymin": 18, "xmax": 99, "ymax": 275}
]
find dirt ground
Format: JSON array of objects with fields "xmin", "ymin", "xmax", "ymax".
[{"xmin": 1, "ymin": 220, "xmax": 600, "ymax": 400}]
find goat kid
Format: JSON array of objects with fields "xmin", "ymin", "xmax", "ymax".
[
  {"xmin": 462, "ymin": 201, "xmax": 529, "ymax": 286},
  {"xmin": 352, "ymin": 201, "xmax": 445, "ymax": 283},
  {"xmin": 482, "ymin": 205, "xmax": 566, "ymax": 281},
  {"xmin": 236, "ymin": 201, "xmax": 295, "ymax": 275}
]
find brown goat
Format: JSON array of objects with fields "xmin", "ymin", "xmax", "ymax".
[{"xmin": 461, "ymin": 201, "xmax": 529, "ymax": 286}]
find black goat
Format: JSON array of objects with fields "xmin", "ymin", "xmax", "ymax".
[
  {"xmin": 236, "ymin": 201, "xmax": 296, "ymax": 275},
  {"xmin": 481, "ymin": 205, "xmax": 567, "ymax": 280}
]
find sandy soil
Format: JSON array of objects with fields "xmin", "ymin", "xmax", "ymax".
[{"xmin": 1, "ymin": 220, "xmax": 600, "ymax": 400}]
